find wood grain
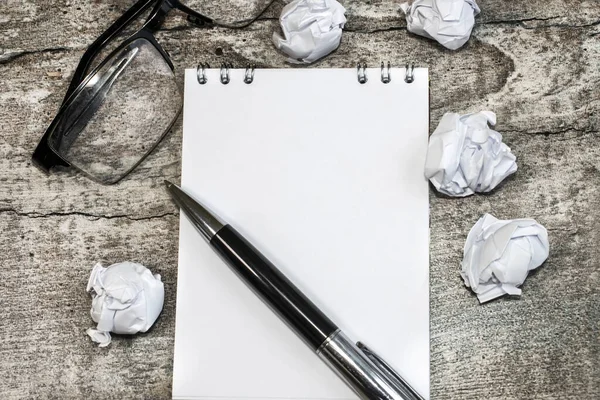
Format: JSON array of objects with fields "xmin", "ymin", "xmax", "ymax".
[{"xmin": 0, "ymin": 0, "xmax": 598, "ymax": 399}]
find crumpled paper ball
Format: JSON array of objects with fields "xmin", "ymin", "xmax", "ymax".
[
  {"xmin": 400, "ymin": 0, "xmax": 480, "ymax": 50},
  {"xmin": 86, "ymin": 261, "xmax": 164, "ymax": 347},
  {"xmin": 424, "ymin": 111, "xmax": 517, "ymax": 197},
  {"xmin": 272, "ymin": 0, "xmax": 346, "ymax": 64},
  {"xmin": 461, "ymin": 214, "xmax": 550, "ymax": 303}
]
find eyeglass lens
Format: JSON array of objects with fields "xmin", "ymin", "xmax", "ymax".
[{"xmin": 48, "ymin": 37, "xmax": 181, "ymax": 184}]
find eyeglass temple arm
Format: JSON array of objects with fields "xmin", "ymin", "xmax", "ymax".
[{"xmin": 169, "ymin": 1, "xmax": 214, "ymax": 27}]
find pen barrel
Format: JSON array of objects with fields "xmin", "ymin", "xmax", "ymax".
[{"xmin": 210, "ymin": 225, "xmax": 338, "ymax": 350}]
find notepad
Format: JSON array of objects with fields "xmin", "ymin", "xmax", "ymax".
[{"xmin": 173, "ymin": 66, "xmax": 430, "ymax": 399}]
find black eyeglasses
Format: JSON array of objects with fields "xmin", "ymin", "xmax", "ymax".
[{"xmin": 32, "ymin": 0, "xmax": 274, "ymax": 184}]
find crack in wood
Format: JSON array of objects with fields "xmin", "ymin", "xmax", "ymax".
[
  {"xmin": 502, "ymin": 128, "xmax": 599, "ymax": 136},
  {"xmin": 0, "ymin": 209, "xmax": 177, "ymax": 221},
  {"xmin": 0, "ymin": 47, "xmax": 70, "ymax": 65},
  {"xmin": 343, "ymin": 26, "xmax": 407, "ymax": 34},
  {"xmin": 480, "ymin": 17, "xmax": 600, "ymax": 30},
  {"xmin": 481, "ymin": 15, "xmax": 562, "ymax": 24}
]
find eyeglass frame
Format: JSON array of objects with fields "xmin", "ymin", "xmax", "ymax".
[{"xmin": 31, "ymin": 0, "xmax": 215, "ymax": 180}]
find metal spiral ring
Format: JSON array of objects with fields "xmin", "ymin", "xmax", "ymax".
[
  {"xmin": 244, "ymin": 65, "xmax": 255, "ymax": 84},
  {"xmin": 357, "ymin": 63, "xmax": 368, "ymax": 84},
  {"xmin": 404, "ymin": 63, "xmax": 415, "ymax": 83},
  {"xmin": 381, "ymin": 61, "xmax": 391, "ymax": 84},
  {"xmin": 220, "ymin": 63, "xmax": 232, "ymax": 84},
  {"xmin": 196, "ymin": 63, "xmax": 209, "ymax": 84}
]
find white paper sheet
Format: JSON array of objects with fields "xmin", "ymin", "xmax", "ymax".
[{"xmin": 173, "ymin": 67, "xmax": 430, "ymax": 399}]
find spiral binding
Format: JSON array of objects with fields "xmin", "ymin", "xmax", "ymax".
[
  {"xmin": 359, "ymin": 62, "xmax": 416, "ymax": 84},
  {"xmin": 220, "ymin": 62, "xmax": 233, "ymax": 84},
  {"xmin": 357, "ymin": 63, "xmax": 368, "ymax": 84},
  {"xmin": 196, "ymin": 63, "xmax": 209, "ymax": 84},
  {"xmin": 405, "ymin": 63, "xmax": 415, "ymax": 84},
  {"xmin": 381, "ymin": 61, "xmax": 391, "ymax": 84},
  {"xmin": 195, "ymin": 62, "xmax": 416, "ymax": 84},
  {"xmin": 244, "ymin": 65, "xmax": 255, "ymax": 84}
]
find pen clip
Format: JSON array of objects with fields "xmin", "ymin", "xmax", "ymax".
[{"xmin": 356, "ymin": 341, "xmax": 425, "ymax": 400}]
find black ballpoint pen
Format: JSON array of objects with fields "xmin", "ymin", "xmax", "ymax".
[{"xmin": 166, "ymin": 181, "xmax": 424, "ymax": 400}]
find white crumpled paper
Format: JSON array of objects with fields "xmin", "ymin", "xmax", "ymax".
[
  {"xmin": 424, "ymin": 111, "xmax": 517, "ymax": 197},
  {"xmin": 400, "ymin": 0, "xmax": 480, "ymax": 50},
  {"xmin": 86, "ymin": 261, "xmax": 164, "ymax": 347},
  {"xmin": 461, "ymin": 214, "xmax": 550, "ymax": 303},
  {"xmin": 272, "ymin": 0, "xmax": 346, "ymax": 64}
]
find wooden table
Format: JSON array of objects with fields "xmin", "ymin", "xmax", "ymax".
[{"xmin": 1, "ymin": 1, "xmax": 598, "ymax": 398}]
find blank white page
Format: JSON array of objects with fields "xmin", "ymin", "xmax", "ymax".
[{"xmin": 173, "ymin": 67, "xmax": 429, "ymax": 400}]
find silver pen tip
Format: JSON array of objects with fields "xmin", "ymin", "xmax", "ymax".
[
  {"xmin": 164, "ymin": 180, "xmax": 183, "ymax": 202},
  {"xmin": 164, "ymin": 180, "xmax": 225, "ymax": 241}
]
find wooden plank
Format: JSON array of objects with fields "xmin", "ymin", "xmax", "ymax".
[
  {"xmin": 1, "ymin": 22, "xmax": 598, "ymax": 215},
  {"xmin": 2, "ymin": 0, "xmax": 599, "ymax": 56}
]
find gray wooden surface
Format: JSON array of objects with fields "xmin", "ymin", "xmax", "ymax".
[{"xmin": 1, "ymin": 0, "xmax": 599, "ymax": 399}]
